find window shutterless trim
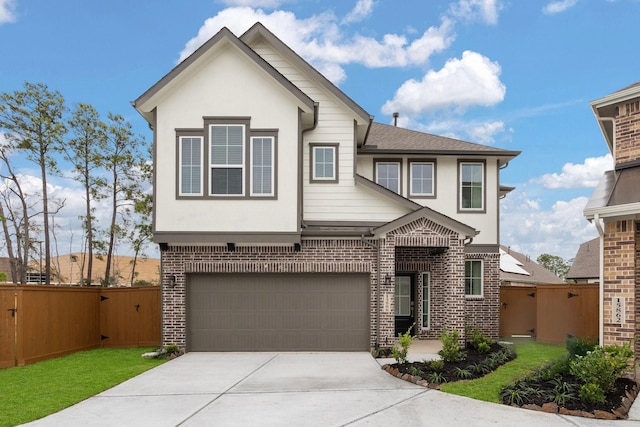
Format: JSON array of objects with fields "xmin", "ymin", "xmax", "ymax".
[
  {"xmin": 249, "ymin": 133, "xmax": 277, "ymax": 198},
  {"xmin": 464, "ymin": 259, "xmax": 484, "ymax": 298},
  {"xmin": 174, "ymin": 118, "xmax": 278, "ymax": 200},
  {"xmin": 373, "ymin": 158, "xmax": 402, "ymax": 195},
  {"xmin": 209, "ymin": 124, "xmax": 246, "ymax": 196},
  {"xmin": 457, "ymin": 159, "xmax": 486, "ymax": 213},
  {"xmin": 309, "ymin": 143, "xmax": 339, "ymax": 183},
  {"xmin": 175, "ymin": 129, "xmax": 204, "ymax": 199},
  {"xmin": 408, "ymin": 158, "xmax": 436, "ymax": 198}
]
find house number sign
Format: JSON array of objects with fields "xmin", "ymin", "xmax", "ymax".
[{"xmin": 612, "ymin": 297, "xmax": 625, "ymax": 325}]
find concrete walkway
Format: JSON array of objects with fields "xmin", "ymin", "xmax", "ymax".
[{"xmin": 22, "ymin": 351, "xmax": 640, "ymax": 427}]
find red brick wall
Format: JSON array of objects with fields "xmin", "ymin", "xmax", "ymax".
[
  {"xmin": 602, "ymin": 220, "xmax": 636, "ymax": 348},
  {"xmin": 614, "ymin": 101, "xmax": 640, "ymax": 165},
  {"xmin": 464, "ymin": 252, "xmax": 501, "ymax": 339}
]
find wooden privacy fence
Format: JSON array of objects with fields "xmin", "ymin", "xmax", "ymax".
[
  {"xmin": 500, "ymin": 284, "xmax": 598, "ymax": 345},
  {"xmin": 0, "ymin": 285, "xmax": 160, "ymax": 368}
]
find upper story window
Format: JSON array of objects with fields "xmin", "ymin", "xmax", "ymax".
[
  {"xmin": 176, "ymin": 118, "xmax": 277, "ymax": 199},
  {"xmin": 251, "ymin": 136, "xmax": 274, "ymax": 196},
  {"xmin": 459, "ymin": 161, "xmax": 485, "ymax": 212},
  {"xmin": 375, "ymin": 160, "xmax": 401, "ymax": 194},
  {"xmin": 179, "ymin": 136, "xmax": 203, "ymax": 196},
  {"xmin": 409, "ymin": 160, "xmax": 435, "ymax": 197},
  {"xmin": 210, "ymin": 124, "xmax": 244, "ymax": 195},
  {"xmin": 310, "ymin": 144, "xmax": 338, "ymax": 183},
  {"xmin": 465, "ymin": 259, "xmax": 483, "ymax": 297}
]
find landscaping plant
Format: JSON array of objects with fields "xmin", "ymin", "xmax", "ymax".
[
  {"xmin": 438, "ymin": 329, "xmax": 466, "ymax": 363},
  {"xmin": 391, "ymin": 324, "xmax": 415, "ymax": 364}
]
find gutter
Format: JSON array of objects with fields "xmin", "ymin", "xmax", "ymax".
[{"xmin": 593, "ymin": 213, "xmax": 605, "ymax": 346}]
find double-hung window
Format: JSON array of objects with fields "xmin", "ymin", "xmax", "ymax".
[
  {"xmin": 375, "ymin": 161, "xmax": 401, "ymax": 194},
  {"xmin": 409, "ymin": 161, "xmax": 435, "ymax": 197},
  {"xmin": 179, "ymin": 136, "xmax": 203, "ymax": 196},
  {"xmin": 465, "ymin": 260, "xmax": 483, "ymax": 297},
  {"xmin": 250, "ymin": 136, "xmax": 274, "ymax": 196},
  {"xmin": 210, "ymin": 125, "xmax": 244, "ymax": 195},
  {"xmin": 310, "ymin": 144, "xmax": 338, "ymax": 183},
  {"xmin": 459, "ymin": 161, "xmax": 485, "ymax": 211}
]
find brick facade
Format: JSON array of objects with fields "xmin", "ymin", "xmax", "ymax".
[
  {"xmin": 614, "ymin": 100, "xmax": 640, "ymax": 164},
  {"xmin": 160, "ymin": 217, "xmax": 501, "ymax": 351}
]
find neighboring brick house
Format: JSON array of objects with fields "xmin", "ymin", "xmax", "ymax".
[
  {"xmin": 132, "ymin": 23, "xmax": 520, "ymax": 352},
  {"xmin": 584, "ymin": 81, "xmax": 640, "ymax": 354},
  {"xmin": 499, "ymin": 246, "xmax": 564, "ymax": 287},
  {"xmin": 566, "ymin": 238, "xmax": 600, "ymax": 284}
]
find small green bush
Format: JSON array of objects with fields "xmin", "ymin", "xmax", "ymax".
[
  {"xmin": 569, "ymin": 342, "xmax": 634, "ymax": 393},
  {"xmin": 579, "ymin": 382, "xmax": 606, "ymax": 405},
  {"xmin": 430, "ymin": 359, "xmax": 445, "ymax": 371},
  {"xmin": 566, "ymin": 336, "xmax": 597, "ymax": 359},
  {"xmin": 392, "ymin": 324, "xmax": 415, "ymax": 364},
  {"xmin": 439, "ymin": 329, "xmax": 466, "ymax": 362},
  {"xmin": 467, "ymin": 326, "xmax": 492, "ymax": 351}
]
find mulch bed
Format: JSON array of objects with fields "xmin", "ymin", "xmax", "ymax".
[{"xmin": 381, "ymin": 343, "xmax": 639, "ymax": 420}]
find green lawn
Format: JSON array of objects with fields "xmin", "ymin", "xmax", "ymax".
[
  {"xmin": 0, "ymin": 348, "xmax": 166, "ymax": 427},
  {"xmin": 439, "ymin": 340, "xmax": 567, "ymax": 403}
]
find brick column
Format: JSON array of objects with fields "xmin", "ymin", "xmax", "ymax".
[
  {"xmin": 603, "ymin": 220, "xmax": 637, "ymax": 348},
  {"xmin": 379, "ymin": 235, "xmax": 396, "ymax": 347}
]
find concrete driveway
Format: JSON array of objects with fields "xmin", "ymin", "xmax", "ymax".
[{"xmin": 22, "ymin": 352, "xmax": 640, "ymax": 427}]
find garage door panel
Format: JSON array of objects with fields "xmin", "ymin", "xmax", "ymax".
[{"xmin": 187, "ymin": 273, "xmax": 370, "ymax": 351}]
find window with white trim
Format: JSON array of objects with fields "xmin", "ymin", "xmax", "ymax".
[
  {"xmin": 410, "ymin": 161, "xmax": 435, "ymax": 197},
  {"xmin": 460, "ymin": 162, "xmax": 484, "ymax": 210},
  {"xmin": 311, "ymin": 145, "xmax": 337, "ymax": 182},
  {"xmin": 250, "ymin": 136, "xmax": 274, "ymax": 196},
  {"xmin": 210, "ymin": 124, "xmax": 244, "ymax": 195},
  {"xmin": 376, "ymin": 161, "xmax": 401, "ymax": 194},
  {"xmin": 465, "ymin": 260, "xmax": 483, "ymax": 297},
  {"xmin": 179, "ymin": 136, "xmax": 203, "ymax": 196}
]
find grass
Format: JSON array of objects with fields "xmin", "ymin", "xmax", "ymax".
[
  {"xmin": 0, "ymin": 347, "xmax": 166, "ymax": 427},
  {"xmin": 439, "ymin": 340, "xmax": 567, "ymax": 403}
]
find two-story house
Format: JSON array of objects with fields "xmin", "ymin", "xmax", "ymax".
[
  {"xmin": 584, "ymin": 81, "xmax": 640, "ymax": 355},
  {"xmin": 132, "ymin": 23, "xmax": 520, "ymax": 352}
]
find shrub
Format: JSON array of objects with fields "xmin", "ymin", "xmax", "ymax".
[
  {"xmin": 430, "ymin": 359, "xmax": 445, "ymax": 371},
  {"xmin": 392, "ymin": 324, "xmax": 415, "ymax": 364},
  {"xmin": 569, "ymin": 342, "xmax": 634, "ymax": 394},
  {"xmin": 566, "ymin": 336, "xmax": 597, "ymax": 359},
  {"xmin": 467, "ymin": 326, "xmax": 492, "ymax": 351},
  {"xmin": 439, "ymin": 329, "xmax": 466, "ymax": 363},
  {"xmin": 579, "ymin": 382, "xmax": 606, "ymax": 405}
]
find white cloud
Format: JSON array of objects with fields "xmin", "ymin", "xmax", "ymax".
[
  {"xmin": 217, "ymin": 0, "xmax": 287, "ymax": 8},
  {"xmin": 501, "ymin": 190, "xmax": 598, "ymax": 261},
  {"xmin": 466, "ymin": 121, "xmax": 505, "ymax": 144},
  {"xmin": 543, "ymin": 0, "xmax": 579, "ymax": 15},
  {"xmin": 382, "ymin": 50, "xmax": 505, "ymax": 116},
  {"xmin": 177, "ymin": 7, "xmax": 455, "ymax": 84},
  {"xmin": 534, "ymin": 153, "xmax": 613, "ymax": 189},
  {"xmin": 0, "ymin": 0, "xmax": 16, "ymax": 25},
  {"xmin": 342, "ymin": 0, "xmax": 375, "ymax": 24},
  {"xmin": 448, "ymin": 0, "xmax": 503, "ymax": 25}
]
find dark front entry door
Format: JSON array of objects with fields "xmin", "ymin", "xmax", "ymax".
[{"xmin": 394, "ymin": 275, "xmax": 414, "ymax": 335}]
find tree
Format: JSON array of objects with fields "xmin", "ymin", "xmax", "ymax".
[
  {"xmin": 65, "ymin": 103, "xmax": 108, "ymax": 285},
  {"xmin": 101, "ymin": 113, "xmax": 145, "ymax": 286},
  {"xmin": 536, "ymin": 253, "xmax": 571, "ymax": 280},
  {"xmin": 0, "ymin": 82, "xmax": 66, "ymax": 284}
]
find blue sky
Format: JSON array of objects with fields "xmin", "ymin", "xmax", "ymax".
[{"xmin": 1, "ymin": 0, "xmax": 639, "ymax": 261}]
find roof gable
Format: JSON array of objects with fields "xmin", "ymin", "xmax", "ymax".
[
  {"xmin": 374, "ymin": 205, "xmax": 477, "ymax": 239},
  {"xmin": 566, "ymin": 238, "xmax": 600, "ymax": 280},
  {"xmin": 240, "ymin": 23, "xmax": 371, "ymax": 126},
  {"xmin": 132, "ymin": 26, "xmax": 315, "ymax": 123}
]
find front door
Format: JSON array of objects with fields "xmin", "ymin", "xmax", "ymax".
[{"xmin": 394, "ymin": 275, "xmax": 414, "ymax": 335}]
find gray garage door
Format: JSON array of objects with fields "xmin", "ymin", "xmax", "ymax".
[{"xmin": 187, "ymin": 273, "xmax": 370, "ymax": 351}]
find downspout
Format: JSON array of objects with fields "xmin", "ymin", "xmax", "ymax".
[
  {"xmin": 300, "ymin": 103, "xmax": 319, "ymax": 232},
  {"xmin": 594, "ymin": 213, "xmax": 605, "ymax": 346},
  {"xmin": 361, "ymin": 233, "xmax": 381, "ymax": 350}
]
